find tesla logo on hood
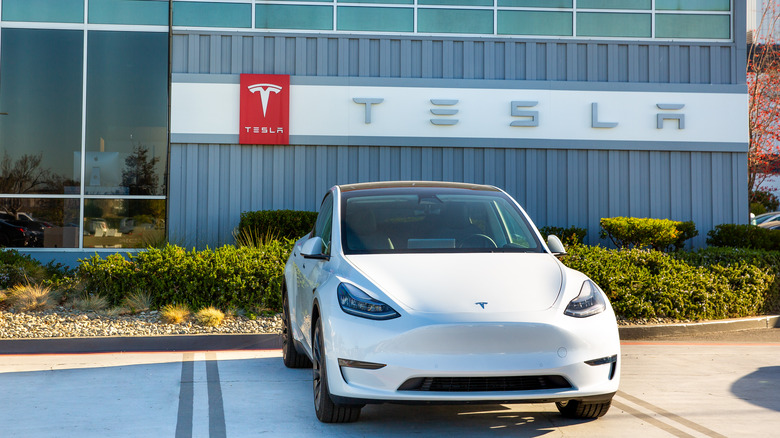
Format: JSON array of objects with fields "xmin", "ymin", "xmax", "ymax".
[{"xmin": 475, "ymin": 302, "xmax": 488, "ymax": 309}]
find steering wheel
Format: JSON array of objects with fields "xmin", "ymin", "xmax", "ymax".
[{"xmin": 459, "ymin": 233, "xmax": 498, "ymax": 249}]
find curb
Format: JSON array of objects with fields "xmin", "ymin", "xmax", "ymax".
[
  {"xmin": 619, "ymin": 315, "xmax": 780, "ymax": 340},
  {"xmin": 0, "ymin": 333, "xmax": 282, "ymax": 355},
  {"xmin": 1, "ymin": 317, "xmax": 777, "ymax": 354}
]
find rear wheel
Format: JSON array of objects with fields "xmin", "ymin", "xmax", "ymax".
[
  {"xmin": 312, "ymin": 319, "xmax": 362, "ymax": 423},
  {"xmin": 281, "ymin": 289, "xmax": 311, "ymax": 368},
  {"xmin": 556, "ymin": 399, "xmax": 612, "ymax": 419}
]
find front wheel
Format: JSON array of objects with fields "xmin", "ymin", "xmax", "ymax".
[
  {"xmin": 312, "ymin": 319, "xmax": 362, "ymax": 423},
  {"xmin": 556, "ymin": 399, "xmax": 612, "ymax": 419}
]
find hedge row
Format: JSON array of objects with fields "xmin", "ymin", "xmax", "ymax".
[
  {"xmin": 707, "ymin": 224, "xmax": 780, "ymax": 251},
  {"xmin": 237, "ymin": 209, "xmax": 317, "ymax": 241},
  {"xmin": 561, "ymin": 244, "xmax": 779, "ymax": 320},
  {"xmin": 77, "ymin": 241, "xmax": 294, "ymax": 312},
  {"xmin": 600, "ymin": 217, "xmax": 698, "ymax": 251},
  {"xmin": 539, "ymin": 226, "xmax": 587, "ymax": 245}
]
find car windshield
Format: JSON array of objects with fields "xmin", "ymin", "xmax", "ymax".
[{"xmin": 341, "ymin": 187, "xmax": 544, "ymax": 254}]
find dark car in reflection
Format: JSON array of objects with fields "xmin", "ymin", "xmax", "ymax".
[
  {"xmin": 0, "ymin": 219, "xmax": 31, "ymax": 247},
  {"xmin": 0, "ymin": 213, "xmax": 50, "ymax": 247}
]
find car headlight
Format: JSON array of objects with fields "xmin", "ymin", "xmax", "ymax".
[
  {"xmin": 337, "ymin": 283, "xmax": 400, "ymax": 320},
  {"xmin": 564, "ymin": 280, "xmax": 606, "ymax": 318}
]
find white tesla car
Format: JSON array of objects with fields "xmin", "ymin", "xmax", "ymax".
[{"xmin": 283, "ymin": 181, "xmax": 620, "ymax": 423}]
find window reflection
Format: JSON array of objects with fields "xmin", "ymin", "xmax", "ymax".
[
  {"xmin": 83, "ymin": 199, "xmax": 166, "ymax": 248},
  {"xmin": 0, "ymin": 29, "xmax": 83, "ymax": 195},
  {"xmin": 85, "ymin": 31, "xmax": 168, "ymax": 196},
  {"xmin": 0, "ymin": 198, "xmax": 80, "ymax": 248}
]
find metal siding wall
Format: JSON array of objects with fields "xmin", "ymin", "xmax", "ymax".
[
  {"xmin": 172, "ymin": 33, "xmax": 737, "ymax": 84},
  {"xmin": 169, "ymin": 145, "xmax": 744, "ymax": 249},
  {"xmin": 168, "ymin": 16, "xmax": 747, "ymax": 248}
]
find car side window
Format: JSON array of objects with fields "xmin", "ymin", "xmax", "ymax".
[{"xmin": 313, "ymin": 193, "xmax": 334, "ymax": 254}]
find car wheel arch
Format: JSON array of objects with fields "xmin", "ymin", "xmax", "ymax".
[{"xmin": 311, "ymin": 300, "xmax": 322, "ymax": 341}]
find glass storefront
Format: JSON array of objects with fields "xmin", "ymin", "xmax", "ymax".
[{"xmin": 0, "ymin": 2, "xmax": 169, "ymax": 249}]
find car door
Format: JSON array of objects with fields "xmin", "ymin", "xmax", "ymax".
[{"xmin": 294, "ymin": 192, "xmax": 334, "ymax": 350}]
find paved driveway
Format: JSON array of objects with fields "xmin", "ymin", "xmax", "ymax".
[{"xmin": 0, "ymin": 332, "xmax": 778, "ymax": 437}]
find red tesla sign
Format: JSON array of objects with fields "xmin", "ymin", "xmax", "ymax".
[{"xmin": 239, "ymin": 74, "xmax": 290, "ymax": 145}]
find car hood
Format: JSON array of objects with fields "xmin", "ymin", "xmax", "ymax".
[{"xmin": 344, "ymin": 253, "xmax": 564, "ymax": 314}]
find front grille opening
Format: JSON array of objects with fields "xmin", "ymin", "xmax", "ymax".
[{"xmin": 397, "ymin": 375, "xmax": 572, "ymax": 392}]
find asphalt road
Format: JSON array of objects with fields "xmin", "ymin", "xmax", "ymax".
[{"xmin": 0, "ymin": 329, "xmax": 777, "ymax": 437}]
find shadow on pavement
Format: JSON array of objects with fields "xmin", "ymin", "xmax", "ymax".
[{"xmin": 731, "ymin": 366, "xmax": 780, "ymax": 412}]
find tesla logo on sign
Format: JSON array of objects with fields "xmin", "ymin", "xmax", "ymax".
[{"xmin": 240, "ymin": 74, "xmax": 289, "ymax": 145}]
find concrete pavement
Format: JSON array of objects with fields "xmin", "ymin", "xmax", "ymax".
[{"xmin": 0, "ymin": 328, "xmax": 778, "ymax": 437}]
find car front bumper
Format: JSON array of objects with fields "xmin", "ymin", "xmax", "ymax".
[{"xmin": 321, "ymin": 308, "xmax": 621, "ymax": 404}]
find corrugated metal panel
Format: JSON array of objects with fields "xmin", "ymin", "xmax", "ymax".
[
  {"xmin": 169, "ymin": 144, "xmax": 747, "ymax": 249},
  {"xmin": 172, "ymin": 33, "xmax": 738, "ymax": 84}
]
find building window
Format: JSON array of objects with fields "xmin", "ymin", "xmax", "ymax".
[
  {"xmin": 173, "ymin": 1, "xmax": 252, "ymax": 28},
  {"xmin": 89, "ymin": 0, "xmax": 170, "ymax": 26},
  {"xmin": 256, "ymin": 5, "xmax": 333, "ymax": 30},
  {"xmin": 1, "ymin": 0, "xmax": 84, "ymax": 23},
  {"xmin": 85, "ymin": 31, "xmax": 168, "ymax": 197},
  {"xmin": 0, "ymin": 29, "xmax": 83, "ymax": 196},
  {"xmin": 337, "ymin": 6, "xmax": 414, "ymax": 32},
  {"xmin": 83, "ymin": 199, "xmax": 166, "ymax": 248}
]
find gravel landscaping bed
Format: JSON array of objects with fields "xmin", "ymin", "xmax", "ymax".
[
  {"xmin": 0, "ymin": 308, "xmax": 282, "ymax": 339},
  {"xmin": 0, "ymin": 309, "xmax": 733, "ymax": 339}
]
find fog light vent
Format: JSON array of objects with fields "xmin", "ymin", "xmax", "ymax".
[{"xmin": 398, "ymin": 375, "xmax": 572, "ymax": 392}]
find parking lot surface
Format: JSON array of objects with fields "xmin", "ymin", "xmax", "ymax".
[{"xmin": 1, "ymin": 330, "xmax": 778, "ymax": 437}]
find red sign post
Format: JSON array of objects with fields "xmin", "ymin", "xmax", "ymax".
[{"xmin": 239, "ymin": 74, "xmax": 290, "ymax": 145}]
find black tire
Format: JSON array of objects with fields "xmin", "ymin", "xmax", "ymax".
[
  {"xmin": 556, "ymin": 399, "xmax": 612, "ymax": 419},
  {"xmin": 282, "ymin": 289, "xmax": 311, "ymax": 369},
  {"xmin": 312, "ymin": 319, "xmax": 362, "ymax": 423}
]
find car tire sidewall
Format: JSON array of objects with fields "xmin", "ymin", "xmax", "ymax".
[{"xmin": 313, "ymin": 320, "xmax": 329, "ymax": 419}]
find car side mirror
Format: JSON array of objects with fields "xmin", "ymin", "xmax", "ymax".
[
  {"xmin": 547, "ymin": 235, "xmax": 567, "ymax": 257},
  {"xmin": 301, "ymin": 236, "xmax": 329, "ymax": 260}
]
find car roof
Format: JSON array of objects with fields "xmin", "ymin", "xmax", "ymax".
[{"xmin": 338, "ymin": 181, "xmax": 501, "ymax": 192}]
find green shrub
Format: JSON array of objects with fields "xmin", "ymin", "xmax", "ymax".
[
  {"xmin": 674, "ymin": 247, "xmax": 780, "ymax": 313},
  {"xmin": 77, "ymin": 240, "xmax": 294, "ymax": 312},
  {"xmin": 706, "ymin": 224, "xmax": 780, "ymax": 251},
  {"xmin": 750, "ymin": 202, "xmax": 767, "ymax": 216},
  {"xmin": 237, "ymin": 210, "xmax": 317, "ymax": 242},
  {"xmin": 539, "ymin": 226, "xmax": 587, "ymax": 245},
  {"xmin": 561, "ymin": 245, "xmax": 774, "ymax": 320},
  {"xmin": 750, "ymin": 189, "xmax": 780, "ymax": 212},
  {"xmin": 599, "ymin": 217, "xmax": 697, "ymax": 251},
  {"xmin": 0, "ymin": 249, "xmax": 49, "ymax": 288}
]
